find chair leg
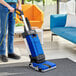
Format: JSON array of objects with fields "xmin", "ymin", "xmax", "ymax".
[
  {"xmin": 51, "ymin": 33, "xmax": 57, "ymax": 42},
  {"xmin": 51, "ymin": 33, "xmax": 53, "ymax": 42}
]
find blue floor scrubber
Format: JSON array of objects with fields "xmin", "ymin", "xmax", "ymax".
[{"xmin": 15, "ymin": 9, "xmax": 56, "ymax": 72}]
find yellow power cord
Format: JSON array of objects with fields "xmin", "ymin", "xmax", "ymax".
[{"xmin": 0, "ymin": 12, "xmax": 16, "ymax": 46}]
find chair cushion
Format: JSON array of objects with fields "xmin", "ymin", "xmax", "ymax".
[
  {"xmin": 30, "ymin": 21, "xmax": 42, "ymax": 28},
  {"xmin": 50, "ymin": 14, "xmax": 67, "ymax": 29},
  {"xmin": 65, "ymin": 14, "xmax": 76, "ymax": 27},
  {"xmin": 52, "ymin": 27, "xmax": 76, "ymax": 44}
]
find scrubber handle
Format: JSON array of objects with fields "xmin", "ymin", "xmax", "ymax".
[
  {"xmin": 15, "ymin": 9, "xmax": 29, "ymax": 32},
  {"xmin": 25, "ymin": 18, "xmax": 32, "ymax": 31},
  {"xmin": 15, "ymin": 9, "xmax": 23, "ymax": 16}
]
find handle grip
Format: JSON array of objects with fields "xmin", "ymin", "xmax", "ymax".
[
  {"xmin": 15, "ymin": 9, "xmax": 23, "ymax": 16},
  {"xmin": 15, "ymin": 9, "xmax": 23, "ymax": 21}
]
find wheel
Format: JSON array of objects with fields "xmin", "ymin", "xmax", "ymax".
[
  {"xmin": 39, "ymin": 68, "xmax": 42, "ymax": 72},
  {"xmin": 29, "ymin": 64, "xmax": 31, "ymax": 65}
]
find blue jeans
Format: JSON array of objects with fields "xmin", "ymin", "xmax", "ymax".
[{"xmin": 0, "ymin": 3, "xmax": 16, "ymax": 55}]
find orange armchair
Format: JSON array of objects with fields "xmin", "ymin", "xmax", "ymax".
[{"xmin": 16, "ymin": 4, "xmax": 44, "ymax": 28}]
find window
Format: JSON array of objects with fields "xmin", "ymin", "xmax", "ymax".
[{"xmin": 59, "ymin": 0, "xmax": 75, "ymax": 15}]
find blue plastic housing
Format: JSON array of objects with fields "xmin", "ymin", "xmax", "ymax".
[{"xmin": 26, "ymin": 34, "xmax": 44, "ymax": 57}]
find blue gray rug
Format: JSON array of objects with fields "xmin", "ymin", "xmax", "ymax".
[{"xmin": 0, "ymin": 58, "xmax": 76, "ymax": 76}]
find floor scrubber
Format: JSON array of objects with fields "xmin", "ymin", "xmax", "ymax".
[{"xmin": 15, "ymin": 9, "xmax": 56, "ymax": 72}]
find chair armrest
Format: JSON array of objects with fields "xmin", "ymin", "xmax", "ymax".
[{"xmin": 50, "ymin": 14, "xmax": 67, "ymax": 30}]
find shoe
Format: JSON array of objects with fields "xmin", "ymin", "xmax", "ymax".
[
  {"xmin": 8, "ymin": 53, "xmax": 20, "ymax": 59},
  {"xmin": 0, "ymin": 55, "xmax": 8, "ymax": 62}
]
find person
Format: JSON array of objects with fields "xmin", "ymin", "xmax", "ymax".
[{"xmin": 0, "ymin": 0, "xmax": 22, "ymax": 62}]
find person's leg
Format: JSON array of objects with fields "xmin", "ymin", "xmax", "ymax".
[
  {"xmin": 8, "ymin": 4, "xmax": 20, "ymax": 59},
  {"xmin": 0, "ymin": 4, "xmax": 8, "ymax": 62},
  {"xmin": 8, "ymin": 10, "xmax": 15, "ymax": 54}
]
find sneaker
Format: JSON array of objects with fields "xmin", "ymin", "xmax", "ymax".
[
  {"xmin": 0, "ymin": 55, "xmax": 8, "ymax": 62},
  {"xmin": 8, "ymin": 53, "xmax": 20, "ymax": 59}
]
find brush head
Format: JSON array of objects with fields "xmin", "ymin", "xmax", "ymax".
[{"xmin": 29, "ymin": 61, "xmax": 56, "ymax": 72}]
